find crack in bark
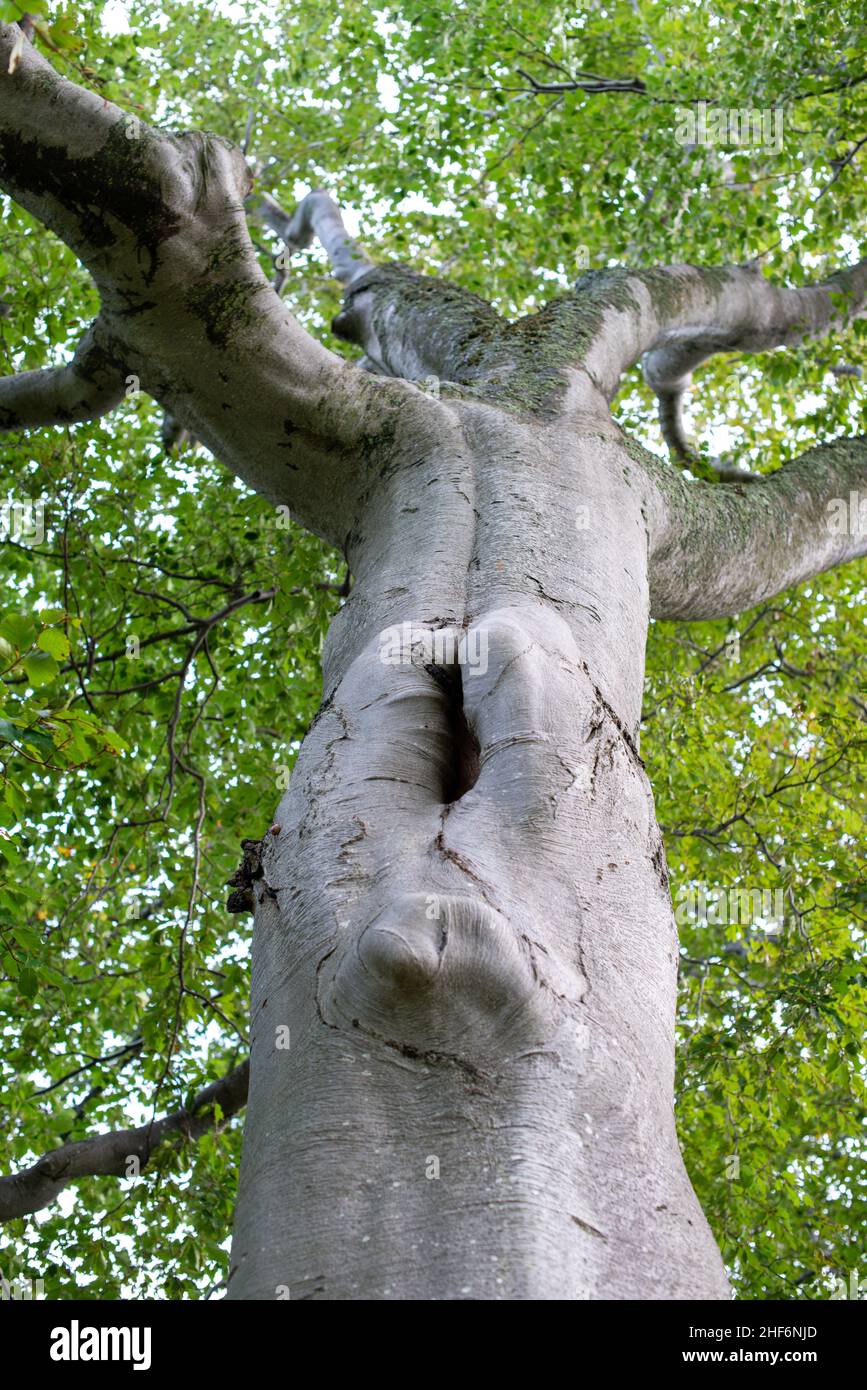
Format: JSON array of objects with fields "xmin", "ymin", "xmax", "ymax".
[
  {"xmin": 364, "ymin": 1025, "xmax": 490, "ymax": 1084},
  {"xmin": 570, "ymin": 1214, "xmax": 607, "ymax": 1240},
  {"xmin": 581, "ymin": 663, "xmax": 645, "ymax": 769},
  {"xmin": 433, "ymin": 827, "xmax": 500, "ymax": 911}
]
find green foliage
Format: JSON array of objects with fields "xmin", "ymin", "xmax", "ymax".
[
  {"xmin": 0, "ymin": 0, "xmax": 865, "ymax": 1299},
  {"xmin": 645, "ymin": 576, "xmax": 867, "ymax": 1300}
]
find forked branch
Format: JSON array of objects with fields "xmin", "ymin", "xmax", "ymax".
[
  {"xmin": 258, "ymin": 188, "xmax": 506, "ymax": 383},
  {"xmin": 639, "ymin": 259, "xmax": 867, "ymax": 472}
]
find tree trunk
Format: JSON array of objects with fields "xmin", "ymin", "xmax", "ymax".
[{"xmin": 227, "ymin": 410, "xmax": 731, "ymax": 1300}]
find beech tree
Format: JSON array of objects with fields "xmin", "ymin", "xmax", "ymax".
[{"xmin": 1, "ymin": 1, "xmax": 865, "ymax": 1301}]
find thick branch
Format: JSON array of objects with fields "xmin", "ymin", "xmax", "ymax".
[
  {"xmin": 257, "ymin": 188, "xmax": 371, "ymax": 287},
  {"xmin": 262, "ymin": 189, "xmax": 506, "ymax": 383},
  {"xmin": 0, "ymin": 22, "xmax": 200, "ymax": 281},
  {"xmin": 643, "ymin": 261, "xmax": 867, "ymax": 471},
  {"xmin": 0, "ymin": 33, "xmax": 406, "ymax": 543},
  {"xmin": 0, "ymin": 1059, "xmax": 249, "ymax": 1221},
  {"xmin": 337, "ymin": 263, "xmax": 506, "ymax": 382},
  {"xmin": 579, "ymin": 257, "xmax": 867, "ymax": 414},
  {"xmin": 0, "ymin": 321, "xmax": 126, "ymax": 431},
  {"xmin": 648, "ymin": 434, "xmax": 867, "ymax": 620}
]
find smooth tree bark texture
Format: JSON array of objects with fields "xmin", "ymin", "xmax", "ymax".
[{"xmin": 2, "ymin": 23, "xmax": 867, "ymax": 1299}]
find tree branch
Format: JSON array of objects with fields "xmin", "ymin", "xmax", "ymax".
[
  {"xmin": 578, "ymin": 257, "xmax": 867, "ymax": 432},
  {"xmin": 648, "ymin": 434, "xmax": 867, "ymax": 620},
  {"xmin": 29, "ymin": 1037, "xmax": 143, "ymax": 1098},
  {"xmin": 0, "ymin": 320, "xmax": 127, "ymax": 431},
  {"xmin": 0, "ymin": 1058, "xmax": 249, "ymax": 1221},
  {"xmin": 259, "ymin": 188, "xmax": 506, "ymax": 383},
  {"xmin": 640, "ymin": 260, "xmax": 867, "ymax": 472},
  {"xmin": 0, "ymin": 21, "xmax": 208, "ymax": 282},
  {"xmin": 0, "ymin": 29, "xmax": 404, "ymax": 545},
  {"xmin": 257, "ymin": 188, "xmax": 371, "ymax": 287},
  {"xmin": 514, "ymin": 66, "xmax": 646, "ymax": 95}
]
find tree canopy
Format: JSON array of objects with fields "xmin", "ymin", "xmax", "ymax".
[{"xmin": 1, "ymin": 0, "xmax": 865, "ymax": 1300}]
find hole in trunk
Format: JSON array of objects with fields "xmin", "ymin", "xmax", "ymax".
[{"xmin": 425, "ymin": 661, "xmax": 481, "ymax": 803}]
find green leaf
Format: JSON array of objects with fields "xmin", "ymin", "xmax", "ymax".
[
  {"xmin": 0, "ymin": 614, "xmax": 37, "ymax": 650},
  {"xmin": 22, "ymin": 652, "xmax": 59, "ymax": 687},
  {"xmin": 17, "ymin": 966, "xmax": 39, "ymax": 999},
  {"xmin": 37, "ymin": 629, "xmax": 71, "ymax": 660}
]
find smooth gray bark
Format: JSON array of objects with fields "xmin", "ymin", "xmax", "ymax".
[{"xmin": 2, "ymin": 24, "xmax": 867, "ymax": 1299}]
